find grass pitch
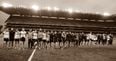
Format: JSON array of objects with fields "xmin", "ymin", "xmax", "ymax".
[{"xmin": 32, "ymin": 47, "xmax": 116, "ymax": 61}]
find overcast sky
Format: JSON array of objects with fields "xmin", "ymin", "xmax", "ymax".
[
  {"xmin": 0, "ymin": 0, "xmax": 116, "ymax": 13},
  {"xmin": 0, "ymin": 0, "xmax": 116, "ymax": 25}
]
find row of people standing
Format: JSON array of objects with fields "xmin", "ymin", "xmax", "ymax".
[
  {"xmin": 27, "ymin": 29, "xmax": 114, "ymax": 48},
  {"xmin": 2, "ymin": 28, "xmax": 114, "ymax": 49},
  {"xmin": 2, "ymin": 28, "xmax": 26, "ymax": 48}
]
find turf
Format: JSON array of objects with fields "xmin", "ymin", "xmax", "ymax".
[
  {"xmin": 0, "ymin": 48, "xmax": 32, "ymax": 61},
  {"xmin": 32, "ymin": 47, "xmax": 116, "ymax": 61},
  {"xmin": 0, "ymin": 35, "xmax": 116, "ymax": 61}
]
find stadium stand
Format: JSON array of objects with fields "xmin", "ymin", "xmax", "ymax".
[{"xmin": 0, "ymin": 7, "xmax": 116, "ymax": 32}]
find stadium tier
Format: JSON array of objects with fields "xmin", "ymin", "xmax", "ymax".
[{"xmin": 0, "ymin": 7, "xmax": 116, "ymax": 32}]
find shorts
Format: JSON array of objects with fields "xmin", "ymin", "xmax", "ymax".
[
  {"xmin": 53, "ymin": 38, "xmax": 57, "ymax": 43},
  {"xmin": 38, "ymin": 38, "xmax": 42, "ymax": 42},
  {"xmin": 32, "ymin": 39, "xmax": 38, "ymax": 42},
  {"xmin": 21, "ymin": 37, "xmax": 25, "ymax": 42},
  {"xmin": 46, "ymin": 41, "xmax": 50, "ymax": 43},
  {"xmin": 43, "ymin": 40, "xmax": 46, "ymax": 42},
  {"xmin": 50, "ymin": 38, "xmax": 53, "ymax": 42},
  {"xmin": 72, "ymin": 39, "xmax": 76, "ymax": 42},
  {"xmin": 10, "ymin": 38, "xmax": 14, "ymax": 41},
  {"xmin": 68, "ymin": 39, "xmax": 72, "ymax": 42},
  {"xmin": 28, "ymin": 39, "xmax": 32, "ymax": 42},
  {"xmin": 58, "ymin": 39, "xmax": 62, "ymax": 42},
  {"xmin": 4, "ymin": 38, "xmax": 9, "ymax": 42},
  {"xmin": 86, "ymin": 39, "xmax": 90, "ymax": 42},
  {"xmin": 15, "ymin": 39, "xmax": 20, "ymax": 41}
]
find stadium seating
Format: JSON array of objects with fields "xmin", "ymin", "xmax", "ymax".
[{"xmin": 6, "ymin": 16, "xmax": 116, "ymax": 27}]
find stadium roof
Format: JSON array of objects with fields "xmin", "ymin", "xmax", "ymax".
[{"xmin": 0, "ymin": 6, "xmax": 116, "ymax": 21}]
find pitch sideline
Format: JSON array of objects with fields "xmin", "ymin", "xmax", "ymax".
[{"xmin": 28, "ymin": 46, "xmax": 38, "ymax": 61}]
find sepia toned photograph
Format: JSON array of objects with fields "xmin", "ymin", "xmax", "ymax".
[{"xmin": 0, "ymin": 0, "xmax": 116, "ymax": 61}]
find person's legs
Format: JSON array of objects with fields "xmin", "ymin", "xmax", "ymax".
[
  {"xmin": 22, "ymin": 37, "xmax": 25, "ymax": 48},
  {"xmin": 38, "ymin": 38, "xmax": 41, "ymax": 48},
  {"xmin": 11, "ymin": 40, "xmax": 14, "ymax": 48},
  {"xmin": 98, "ymin": 39, "xmax": 100, "ymax": 45},
  {"xmin": 4, "ymin": 38, "xmax": 8, "ymax": 48},
  {"xmin": 28, "ymin": 39, "xmax": 31, "ymax": 48},
  {"xmin": 31, "ymin": 39, "xmax": 34, "ymax": 48},
  {"xmin": 16, "ymin": 39, "xmax": 19, "ymax": 48},
  {"xmin": 87, "ymin": 40, "xmax": 89, "ymax": 46},
  {"xmin": 75, "ymin": 40, "xmax": 78, "ymax": 46},
  {"xmin": 109, "ymin": 40, "xmax": 113, "ymax": 45},
  {"xmin": 14, "ymin": 39, "xmax": 17, "ymax": 48},
  {"xmin": 102, "ymin": 40, "xmax": 105, "ymax": 45}
]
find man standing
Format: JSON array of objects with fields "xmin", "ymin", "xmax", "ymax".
[
  {"xmin": 32, "ymin": 30, "xmax": 38, "ymax": 48},
  {"xmin": 107, "ymin": 33, "xmax": 113, "ymax": 45},
  {"xmin": 61, "ymin": 31, "xmax": 67, "ymax": 47},
  {"xmin": 9, "ymin": 28, "xmax": 15, "ymax": 48},
  {"xmin": 20, "ymin": 28, "xmax": 26, "ymax": 48},
  {"xmin": 49, "ymin": 31, "xmax": 54, "ymax": 48},
  {"xmin": 102, "ymin": 33, "xmax": 107, "ymax": 45},
  {"xmin": 57, "ymin": 31, "xmax": 62, "ymax": 47},
  {"xmin": 66, "ymin": 32, "xmax": 72, "ymax": 47},
  {"xmin": 3, "ymin": 28, "xmax": 9, "ymax": 47},
  {"xmin": 28, "ymin": 29, "xmax": 33, "ymax": 48},
  {"xmin": 46, "ymin": 31, "xmax": 50, "ymax": 49},
  {"xmin": 38, "ymin": 30, "xmax": 43, "ymax": 48},
  {"xmin": 42, "ymin": 30, "xmax": 47, "ymax": 48},
  {"xmin": 97, "ymin": 33, "xmax": 101, "ymax": 45},
  {"xmin": 14, "ymin": 29, "xmax": 20, "ymax": 48},
  {"xmin": 75, "ymin": 33, "xmax": 79, "ymax": 46}
]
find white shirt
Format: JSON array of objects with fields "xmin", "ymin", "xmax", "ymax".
[
  {"xmin": 42, "ymin": 33, "xmax": 47, "ymax": 40},
  {"xmin": 32, "ymin": 32, "xmax": 38, "ymax": 39},
  {"xmin": 28, "ymin": 32, "xmax": 33, "ymax": 39},
  {"xmin": 20, "ymin": 31, "xmax": 26, "ymax": 37},
  {"xmin": 87, "ymin": 34, "xmax": 91, "ymax": 40},
  {"xmin": 62, "ymin": 32, "xmax": 66, "ymax": 38},
  {"xmin": 107, "ymin": 35, "xmax": 110, "ymax": 41},
  {"xmin": 75, "ymin": 33, "xmax": 79, "ymax": 40},
  {"xmin": 46, "ymin": 33, "xmax": 50, "ymax": 41},
  {"xmin": 3, "ymin": 31, "xmax": 9, "ymax": 38},
  {"xmin": 92, "ymin": 35, "xmax": 97, "ymax": 40},
  {"xmin": 15, "ymin": 31, "xmax": 20, "ymax": 39},
  {"xmin": 38, "ymin": 32, "xmax": 43, "ymax": 38},
  {"xmin": 87, "ymin": 34, "xmax": 97, "ymax": 40},
  {"xmin": 103, "ymin": 34, "xmax": 106, "ymax": 40}
]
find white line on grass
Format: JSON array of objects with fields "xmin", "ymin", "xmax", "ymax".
[{"xmin": 28, "ymin": 46, "xmax": 38, "ymax": 61}]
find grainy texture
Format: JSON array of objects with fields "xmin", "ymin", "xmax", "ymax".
[
  {"xmin": 0, "ymin": 48, "xmax": 32, "ymax": 61},
  {"xmin": 32, "ymin": 47, "xmax": 116, "ymax": 61}
]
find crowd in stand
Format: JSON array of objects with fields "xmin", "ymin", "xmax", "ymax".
[{"xmin": 2, "ymin": 28, "xmax": 113, "ymax": 49}]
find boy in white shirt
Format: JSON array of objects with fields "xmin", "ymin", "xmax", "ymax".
[
  {"xmin": 14, "ymin": 29, "xmax": 20, "ymax": 48},
  {"xmin": 38, "ymin": 30, "xmax": 44, "ymax": 48},
  {"xmin": 20, "ymin": 28, "xmax": 26, "ymax": 47},
  {"xmin": 28, "ymin": 29, "xmax": 33, "ymax": 48},
  {"xmin": 45, "ymin": 31, "xmax": 50, "ymax": 48},
  {"xmin": 32, "ymin": 30, "xmax": 38, "ymax": 47},
  {"xmin": 42, "ymin": 31, "xmax": 47, "ymax": 48},
  {"xmin": 3, "ymin": 28, "xmax": 9, "ymax": 47}
]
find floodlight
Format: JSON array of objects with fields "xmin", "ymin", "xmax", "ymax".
[
  {"xmin": 102, "ymin": 12, "xmax": 111, "ymax": 16},
  {"xmin": 75, "ymin": 10, "xmax": 80, "ymax": 13},
  {"xmin": 53, "ymin": 7, "xmax": 59, "ymax": 11},
  {"xmin": 46, "ymin": 6, "xmax": 52, "ymax": 11},
  {"xmin": 66, "ymin": 8, "xmax": 73, "ymax": 13},
  {"xmin": 2, "ymin": 3, "xmax": 13, "ymax": 8},
  {"xmin": 31, "ymin": 5, "xmax": 39, "ymax": 11}
]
